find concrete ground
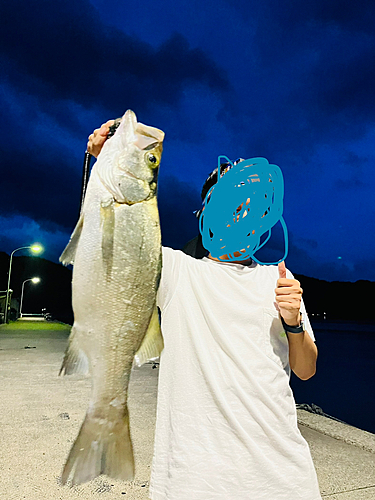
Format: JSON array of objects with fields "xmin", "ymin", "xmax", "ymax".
[{"xmin": 0, "ymin": 319, "xmax": 374, "ymax": 500}]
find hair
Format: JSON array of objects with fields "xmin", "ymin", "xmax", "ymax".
[
  {"xmin": 184, "ymin": 162, "xmax": 231, "ymax": 259},
  {"xmin": 183, "ymin": 158, "xmax": 243, "ymax": 259},
  {"xmin": 200, "ymin": 163, "xmax": 231, "ymax": 201}
]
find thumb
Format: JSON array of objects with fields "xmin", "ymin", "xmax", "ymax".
[{"xmin": 278, "ymin": 261, "xmax": 287, "ymax": 279}]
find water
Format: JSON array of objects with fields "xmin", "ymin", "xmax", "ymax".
[{"xmin": 289, "ymin": 320, "xmax": 375, "ymax": 435}]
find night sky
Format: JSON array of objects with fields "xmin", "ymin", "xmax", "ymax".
[{"xmin": 1, "ymin": 0, "xmax": 374, "ymax": 282}]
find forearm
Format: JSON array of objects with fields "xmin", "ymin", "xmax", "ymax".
[{"xmin": 287, "ymin": 330, "xmax": 317, "ymax": 380}]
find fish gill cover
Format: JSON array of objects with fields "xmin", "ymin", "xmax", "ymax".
[{"xmin": 198, "ymin": 156, "xmax": 288, "ymax": 264}]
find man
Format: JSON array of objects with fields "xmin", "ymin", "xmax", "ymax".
[{"xmin": 88, "ymin": 122, "xmax": 321, "ymax": 500}]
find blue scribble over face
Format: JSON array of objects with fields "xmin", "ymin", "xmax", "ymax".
[{"xmin": 198, "ymin": 157, "xmax": 288, "ymax": 265}]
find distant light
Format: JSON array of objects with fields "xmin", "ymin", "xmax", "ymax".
[
  {"xmin": 337, "ymin": 256, "xmax": 342, "ymax": 260},
  {"xmin": 31, "ymin": 244, "xmax": 43, "ymax": 254},
  {"xmin": 31, "ymin": 277, "xmax": 40, "ymax": 284}
]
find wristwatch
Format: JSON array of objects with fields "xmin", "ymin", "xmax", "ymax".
[{"xmin": 281, "ymin": 313, "xmax": 304, "ymax": 334}]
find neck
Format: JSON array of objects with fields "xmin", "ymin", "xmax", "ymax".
[{"xmin": 207, "ymin": 253, "xmax": 253, "ymax": 265}]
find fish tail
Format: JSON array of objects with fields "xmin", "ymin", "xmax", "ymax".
[{"xmin": 61, "ymin": 408, "xmax": 134, "ymax": 486}]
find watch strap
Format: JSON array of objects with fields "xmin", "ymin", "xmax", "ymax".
[{"xmin": 281, "ymin": 314, "xmax": 304, "ymax": 334}]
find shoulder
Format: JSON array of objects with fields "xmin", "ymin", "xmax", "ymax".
[
  {"xmin": 162, "ymin": 246, "xmax": 188, "ymax": 260},
  {"xmin": 162, "ymin": 246, "xmax": 181, "ymax": 256},
  {"xmin": 161, "ymin": 246, "xmax": 199, "ymax": 268}
]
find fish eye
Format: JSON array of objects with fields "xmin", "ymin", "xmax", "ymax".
[{"xmin": 146, "ymin": 153, "xmax": 159, "ymax": 167}]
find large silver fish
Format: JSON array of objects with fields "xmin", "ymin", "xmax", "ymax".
[{"xmin": 59, "ymin": 109, "xmax": 164, "ymax": 485}]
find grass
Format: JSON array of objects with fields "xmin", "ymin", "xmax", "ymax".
[{"xmin": 0, "ymin": 320, "xmax": 71, "ymax": 331}]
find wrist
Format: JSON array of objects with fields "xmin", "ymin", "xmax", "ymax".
[{"xmin": 280, "ymin": 313, "xmax": 304, "ymax": 334}]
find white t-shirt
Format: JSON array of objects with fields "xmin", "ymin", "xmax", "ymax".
[{"xmin": 149, "ymin": 247, "xmax": 322, "ymax": 500}]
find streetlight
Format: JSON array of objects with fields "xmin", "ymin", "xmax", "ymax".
[
  {"xmin": 20, "ymin": 277, "xmax": 41, "ymax": 317},
  {"xmin": 4, "ymin": 244, "xmax": 43, "ymax": 323}
]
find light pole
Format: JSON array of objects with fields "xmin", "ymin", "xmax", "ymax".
[
  {"xmin": 4, "ymin": 244, "xmax": 43, "ymax": 323},
  {"xmin": 20, "ymin": 277, "xmax": 41, "ymax": 317}
]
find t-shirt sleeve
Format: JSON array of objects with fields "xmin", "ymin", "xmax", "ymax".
[
  {"xmin": 157, "ymin": 247, "xmax": 181, "ymax": 311},
  {"xmin": 286, "ymin": 268, "xmax": 316, "ymax": 342}
]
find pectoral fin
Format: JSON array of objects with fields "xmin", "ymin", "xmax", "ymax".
[
  {"xmin": 133, "ymin": 306, "xmax": 164, "ymax": 368},
  {"xmin": 60, "ymin": 215, "xmax": 84, "ymax": 266}
]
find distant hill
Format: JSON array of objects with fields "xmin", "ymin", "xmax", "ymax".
[
  {"xmin": 0, "ymin": 252, "xmax": 374, "ymax": 323},
  {"xmin": 292, "ymin": 273, "xmax": 374, "ymax": 322}
]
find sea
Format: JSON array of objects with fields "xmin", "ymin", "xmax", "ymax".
[{"xmin": 290, "ymin": 320, "xmax": 375, "ymax": 435}]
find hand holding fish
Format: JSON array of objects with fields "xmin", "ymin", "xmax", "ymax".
[
  {"xmin": 87, "ymin": 119, "xmax": 115, "ymax": 157},
  {"xmin": 275, "ymin": 261, "xmax": 302, "ymax": 326}
]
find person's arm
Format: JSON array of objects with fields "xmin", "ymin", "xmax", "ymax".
[
  {"xmin": 275, "ymin": 262, "xmax": 318, "ymax": 380},
  {"xmin": 87, "ymin": 120, "xmax": 115, "ymax": 158},
  {"xmin": 284, "ymin": 330, "xmax": 317, "ymax": 380}
]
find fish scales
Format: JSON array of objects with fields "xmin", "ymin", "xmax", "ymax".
[
  {"xmin": 74, "ymin": 199, "xmax": 160, "ymax": 403},
  {"xmin": 59, "ymin": 110, "xmax": 164, "ymax": 486}
]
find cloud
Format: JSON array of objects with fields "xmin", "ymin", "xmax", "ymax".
[
  {"xmin": 281, "ymin": 234, "xmax": 358, "ymax": 282},
  {"xmin": 1, "ymin": 0, "xmax": 374, "ymax": 282},
  {"xmin": 335, "ymin": 178, "xmax": 365, "ymax": 190},
  {"xmin": 228, "ymin": 0, "xmax": 375, "ymax": 37},
  {"xmin": 0, "ymin": 214, "xmax": 71, "ymax": 262},
  {"xmin": 271, "ymin": 0, "xmax": 375, "ymax": 35},
  {"xmin": 334, "ymin": 151, "xmax": 369, "ymax": 189},
  {"xmin": 0, "ymin": 148, "xmax": 81, "ymax": 230},
  {"xmin": 352, "ymin": 257, "xmax": 375, "ymax": 281},
  {"xmin": 0, "ymin": 176, "xmax": 371, "ymax": 282},
  {"xmin": 269, "ymin": 3, "xmax": 375, "ymax": 122},
  {"xmin": 217, "ymin": 0, "xmax": 375, "ymax": 162},
  {"xmin": 0, "ymin": 174, "xmax": 203, "ymax": 263},
  {"xmin": 343, "ymin": 151, "xmax": 370, "ymax": 169},
  {"xmin": 253, "ymin": 228, "xmax": 365, "ymax": 282},
  {"xmin": 0, "ymin": 0, "xmax": 229, "ymax": 119}
]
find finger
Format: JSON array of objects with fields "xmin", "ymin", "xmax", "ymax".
[
  {"xmin": 276, "ymin": 294, "xmax": 301, "ymax": 304},
  {"xmin": 87, "ymin": 135, "xmax": 93, "ymax": 150},
  {"xmin": 278, "ymin": 261, "xmax": 287, "ymax": 279},
  {"xmin": 275, "ymin": 286, "xmax": 302, "ymax": 295},
  {"xmin": 99, "ymin": 128, "xmax": 110, "ymax": 136},
  {"xmin": 277, "ymin": 278, "xmax": 300, "ymax": 288},
  {"xmin": 276, "ymin": 292, "xmax": 301, "ymax": 300},
  {"xmin": 99, "ymin": 120, "xmax": 115, "ymax": 136},
  {"xmin": 277, "ymin": 301, "xmax": 301, "ymax": 310}
]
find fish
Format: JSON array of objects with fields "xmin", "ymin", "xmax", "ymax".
[{"xmin": 59, "ymin": 109, "xmax": 165, "ymax": 486}]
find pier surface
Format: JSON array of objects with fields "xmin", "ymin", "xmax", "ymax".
[{"xmin": 1, "ymin": 319, "xmax": 374, "ymax": 499}]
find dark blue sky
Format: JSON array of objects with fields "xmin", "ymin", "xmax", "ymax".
[{"xmin": 1, "ymin": 0, "xmax": 374, "ymax": 281}]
